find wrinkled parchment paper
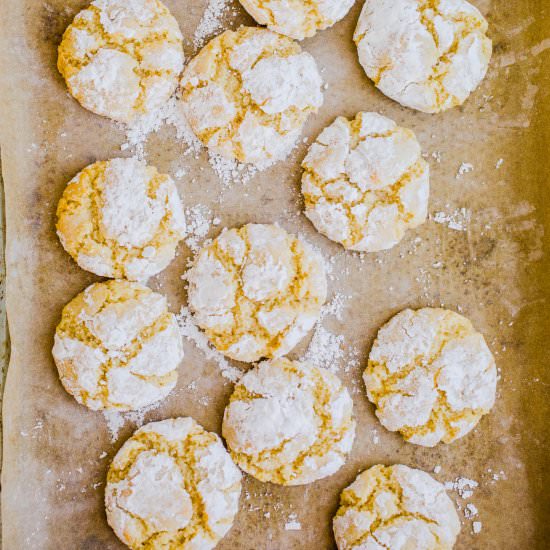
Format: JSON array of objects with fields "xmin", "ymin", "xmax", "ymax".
[{"xmin": 1, "ymin": 1, "xmax": 549, "ymax": 548}]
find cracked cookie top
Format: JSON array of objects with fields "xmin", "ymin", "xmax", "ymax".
[
  {"xmin": 58, "ymin": 0, "xmax": 184, "ymax": 123},
  {"xmin": 222, "ymin": 358, "xmax": 356, "ymax": 485},
  {"xmin": 56, "ymin": 157, "xmax": 186, "ymax": 281},
  {"xmin": 238, "ymin": 0, "xmax": 355, "ymax": 40},
  {"xmin": 185, "ymin": 224, "xmax": 327, "ymax": 363},
  {"xmin": 354, "ymin": 0, "xmax": 492, "ymax": 113},
  {"xmin": 302, "ymin": 112, "xmax": 429, "ymax": 252},
  {"xmin": 364, "ymin": 308, "xmax": 497, "ymax": 447},
  {"xmin": 105, "ymin": 418, "xmax": 242, "ymax": 550},
  {"xmin": 53, "ymin": 280, "xmax": 183, "ymax": 411},
  {"xmin": 180, "ymin": 27, "xmax": 324, "ymax": 169},
  {"xmin": 333, "ymin": 464, "xmax": 460, "ymax": 550}
]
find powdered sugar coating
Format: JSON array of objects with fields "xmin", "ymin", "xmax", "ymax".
[
  {"xmin": 354, "ymin": 0, "xmax": 492, "ymax": 113},
  {"xmin": 180, "ymin": 27, "xmax": 323, "ymax": 169},
  {"xmin": 58, "ymin": 0, "xmax": 184, "ymax": 123},
  {"xmin": 364, "ymin": 308, "xmax": 497, "ymax": 447},
  {"xmin": 186, "ymin": 224, "xmax": 327, "ymax": 362},
  {"xmin": 53, "ymin": 280, "xmax": 183, "ymax": 411},
  {"xmin": 223, "ymin": 358, "xmax": 355, "ymax": 485},
  {"xmin": 334, "ymin": 464, "xmax": 460, "ymax": 549},
  {"xmin": 106, "ymin": 417, "xmax": 242, "ymax": 549},
  {"xmin": 239, "ymin": 0, "xmax": 355, "ymax": 40},
  {"xmin": 56, "ymin": 158, "xmax": 186, "ymax": 281},
  {"xmin": 302, "ymin": 112, "xmax": 429, "ymax": 252}
]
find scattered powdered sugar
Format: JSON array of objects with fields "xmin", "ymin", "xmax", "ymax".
[
  {"xmin": 208, "ymin": 153, "xmax": 258, "ymax": 187},
  {"xmin": 432, "ymin": 208, "xmax": 471, "ymax": 231},
  {"xmin": 174, "ymin": 166, "xmax": 187, "ymax": 179},
  {"xmin": 122, "ymin": 97, "xmax": 201, "ymax": 159},
  {"xmin": 321, "ymin": 293, "xmax": 349, "ymax": 322},
  {"xmin": 184, "ymin": 204, "xmax": 219, "ymax": 252},
  {"xmin": 301, "ymin": 294, "xmax": 359, "ymax": 373},
  {"xmin": 175, "ymin": 306, "xmax": 242, "ymax": 382},
  {"xmin": 121, "ymin": 98, "xmax": 259, "ymax": 187},
  {"xmin": 103, "ymin": 410, "xmax": 126, "ymax": 442},
  {"xmin": 444, "ymin": 476, "xmax": 487, "ymax": 534},
  {"xmin": 102, "ymin": 402, "xmax": 160, "ymax": 442},
  {"xmin": 302, "ymin": 325, "xmax": 346, "ymax": 373},
  {"xmin": 193, "ymin": 0, "xmax": 233, "ymax": 49}
]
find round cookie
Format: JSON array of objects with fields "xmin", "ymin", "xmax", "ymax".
[
  {"xmin": 222, "ymin": 358, "xmax": 356, "ymax": 485},
  {"xmin": 354, "ymin": 0, "xmax": 492, "ymax": 113},
  {"xmin": 105, "ymin": 417, "xmax": 242, "ymax": 550},
  {"xmin": 180, "ymin": 27, "xmax": 324, "ymax": 169},
  {"xmin": 239, "ymin": 0, "xmax": 355, "ymax": 40},
  {"xmin": 364, "ymin": 308, "xmax": 497, "ymax": 447},
  {"xmin": 53, "ymin": 280, "xmax": 183, "ymax": 411},
  {"xmin": 58, "ymin": 0, "xmax": 184, "ymax": 123},
  {"xmin": 302, "ymin": 112, "xmax": 429, "ymax": 252},
  {"xmin": 333, "ymin": 464, "xmax": 460, "ymax": 550},
  {"xmin": 186, "ymin": 224, "xmax": 327, "ymax": 362},
  {"xmin": 56, "ymin": 157, "xmax": 186, "ymax": 281}
]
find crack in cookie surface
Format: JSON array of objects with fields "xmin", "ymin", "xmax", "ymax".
[
  {"xmin": 53, "ymin": 280, "xmax": 183, "ymax": 411},
  {"xmin": 222, "ymin": 358, "xmax": 356, "ymax": 485},
  {"xmin": 239, "ymin": 0, "xmax": 355, "ymax": 40},
  {"xmin": 58, "ymin": 0, "xmax": 184, "ymax": 123},
  {"xmin": 364, "ymin": 308, "xmax": 497, "ymax": 447},
  {"xmin": 186, "ymin": 224, "xmax": 327, "ymax": 363},
  {"xmin": 302, "ymin": 112, "xmax": 429, "ymax": 252},
  {"xmin": 180, "ymin": 27, "xmax": 323, "ymax": 168},
  {"xmin": 56, "ymin": 158, "xmax": 186, "ymax": 280},
  {"xmin": 106, "ymin": 418, "xmax": 242, "ymax": 549},
  {"xmin": 354, "ymin": 0, "xmax": 492, "ymax": 113},
  {"xmin": 333, "ymin": 465, "xmax": 460, "ymax": 550}
]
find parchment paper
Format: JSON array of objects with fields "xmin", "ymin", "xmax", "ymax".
[{"xmin": 1, "ymin": 1, "xmax": 549, "ymax": 548}]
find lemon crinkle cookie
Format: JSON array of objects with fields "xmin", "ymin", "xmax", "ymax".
[
  {"xmin": 223, "ymin": 358, "xmax": 356, "ymax": 485},
  {"xmin": 58, "ymin": 0, "xmax": 184, "ymax": 123},
  {"xmin": 302, "ymin": 112, "xmax": 429, "ymax": 252},
  {"xmin": 53, "ymin": 280, "xmax": 183, "ymax": 411},
  {"xmin": 180, "ymin": 27, "xmax": 324, "ymax": 169},
  {"xmin": 239, "ymin": 0, "xmax": 355, "ymax": 41},
  {"xmin": 354, "ymin": 0, "xmax": 492, "ymax": 113},
  {"xmin": 333, "ymin": 464, "xmax": 460, "ymax": 550},
  {"xmin": 56, "ymin": 157, "xmax": 186, "ymax": 281},
  {"xmin": 186, "ymin": 224, "xmax": 327, "ymax": 362},
  {"xmin": 365, "ymin": 308, "xmax": 497, "ymax": 447},
  {"xmin": 105, "ymin": 418, "xmax": 242, "ymax": 550}
]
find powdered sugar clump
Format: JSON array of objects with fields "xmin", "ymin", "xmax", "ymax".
[
  {"xmin": 445, "ymin": 476, "xmax": 479, "ymax": 499},
  {"xmin": 456, "ymin": 162, "xmax": 474, "ymax": 178},
  {"xmin": 284, "ymin": 513, "xmax": 302, "ymax": 531},
  {"xmin": 433, "ymin": 208, "xmax": 471, "ymax": 231},
  {"xmin": 176, "ymin": 306, "xmax": 241, "ymax": 382},
  {"xmin": 472, "ymin": 521, "xmax": 482, "ymax": 534}
]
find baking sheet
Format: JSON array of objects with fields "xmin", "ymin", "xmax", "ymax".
[{"xmin": 0, "ymin": 0, "xmax": 549, "ymax": 548}]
